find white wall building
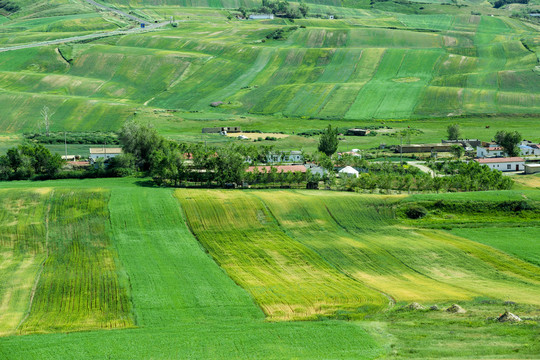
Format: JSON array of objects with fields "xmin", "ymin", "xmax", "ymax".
[
  {"xmin": 476, "ymin": 145, "xmax": 504, "ymax": 158},
  {"xmin": 266, "ymin": 151, "xmax": 303, "ymax": 164},
  {"xmin": 248, "ymin": 14, "xmax": 274, "ymax": 20},
  {"xmin": 475, "ymin": 157, "xmax": 525, "ymax": 172},
  {"xmin": 519, "ymin": 144, "xmax": 540, "ymax": 156},
  {"xmin": 89, "ymin": 148, "xmax": 123, "ymax": 162},
  {"xmin": 524, "ymin": 164, "xmax": 540, "ymax": 174}
]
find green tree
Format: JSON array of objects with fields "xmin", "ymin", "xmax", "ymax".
[
  {"xmin": 447, "ymin": 123, "xmax": 461, "ymax": 141},
  {"xmin": 118, "ymin": 121, "xmax": 163, "ymax": 171},
  {"xmin": 214, "ymin": 145, "xmax": 247, "ymax": 187},
  {"xmin": 494, "ymin": 130, "xmax": 522, "ymax": 157},
  {"xmin": 299, "ymin": 1, "xmax": 309, "ymax": 17},
  {"xmin": 318, "ymin": 125, "xmax": 339, "ymax": 156},
  {"xmin": 450, "ymin": 144, "xmax": 464, "ymax": 159},
  {"xmin": 108, "ymin": 153, "xmax": 137, "ymax": 177}
]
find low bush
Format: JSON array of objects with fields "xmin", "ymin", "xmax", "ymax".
[{"xmin": 405, "ymin": 205, "xmax": 428, "ymax": 219}]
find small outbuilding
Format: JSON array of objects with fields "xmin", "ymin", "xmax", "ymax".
[
  {"xmin": 524, "ymin": 164, "xmax": 540, "ymax": 174},
  {"xmin": 89, "ymin": 147, "xmax": 122, "ymax": 162},
  {"xmin": 338, "ymin": 166, "xmax": 359, "ymax": 178},
  {"xmin": 248, "ymin": 14, "xmax": 274, "ymax": 20}
]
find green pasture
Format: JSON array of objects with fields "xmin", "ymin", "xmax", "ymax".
[{"xmin": 451, "ymin": 227, "xmax": 540, "ymax": 266}]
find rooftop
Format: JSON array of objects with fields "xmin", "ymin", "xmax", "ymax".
[
  {"xmin": 246, "ymin": 165, "xmax": 306, "ymax": 173},
  {"xmin": 476, "ymin": 157, "xmax": 524, "ymax": 164},
  {"xmin": 89, "ymin": 147, "xmax": 123, "ymax": 154}
]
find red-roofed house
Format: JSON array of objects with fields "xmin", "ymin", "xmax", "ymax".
[
  {"xmin": 475, "ymin": 157, "xmax": 525, "ymax": 172},
  {"xmin": 246, "ymin": 165, "xmax": 307, "ymax": 173},
  {"xmin": 476, "ymin": 145, "xmax": 504, "ymax": 158}
]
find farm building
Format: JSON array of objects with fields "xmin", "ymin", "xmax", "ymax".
[
  {"xmin": 524, "ymin": 164, "xmax": 540, "ymax": 174},
  {"xmin": 266, "ymin": 151, "xmax": 303, "ymax": 164},
  {"xmin": 246, "ymin": 165, "xmax": 306, "ymax": 173},
  {"xmin": 477, "ymin": 145, "xmax": 504, "ymax": 158},
  {"xmin": 338, "ymin": 166, "xmax": 359, "ymax": 178},
  {"xmin": 396, "ymin": 143, "xmax": 455, "ymax": 153},
  {"xmin": 475, "ymin": 157, "xmax": 525, "ymax": 172},
  {"xmin": 338, "ymin": 149, "xmax": 361, "ymax": 158},
  {"xmin": 442, "ymin": 139, "xmax": 481, "ymax": 148},
  {"xmin": 346, "ymin": 129, "xmax": 371, "ymax": 136},
  {"xmin": 305, "ymin": 163, "xmax": 328, "ymax": 177},
  {"xmin": 248, "ymin": 14, "xmax": 274, "ymax": 20},
  {"xmin": 89, "ymin": 148, "xmax": 122, "ymax": 162},
  {"xmin": 202, "ymin": 126, "xmax": 241, "ymax": 134}
]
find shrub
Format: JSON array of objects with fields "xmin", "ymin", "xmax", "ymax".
[{"xmin": 405, "ymin": 206, "xmax": 428, "ymax": 219}]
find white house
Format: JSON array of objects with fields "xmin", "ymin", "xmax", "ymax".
[
  {"xmin": 89, "ymin": 147, "xmax": 122, "ymax": 162},
  {"xmin": 266, "ymin": 151, "xmax": 303, "ymax": 164},
  {"xmin": 338, "ymin": 149, "xmax": 362, "ymax": 158},
  {"xmin": 304, "ymin": 163, "xmax": 328, "ymax": 178},
  {"xmin": 338, "ymin": 166, "xmax": 359, "ymax": 178},
  {"xmin": 248, "ymin": 14, "xmax": 274, "ymax": 20},
  {"xmin": 475, "ymin": 157, "xmax": 525, "ymax": 172},
  {"xmin": 476, "ymin": 145, "xmax": 504, "ymax": 158},
  {"xmin": 519, "ymin": 144, "xmax": 540, "ymax": 156}
]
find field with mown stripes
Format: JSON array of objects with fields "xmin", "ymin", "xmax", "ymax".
[{"xmin": 0, "ymin": 179, "xmax": 538, "ymax": 358}]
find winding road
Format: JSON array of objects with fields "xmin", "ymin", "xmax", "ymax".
[{"xmin": 0, "ymin": 0, "xmax": 169, "ymax": 53}]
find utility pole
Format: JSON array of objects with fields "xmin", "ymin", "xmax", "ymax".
[
  {"xmin": 64, "ymin": 131, "xmax": 68, "ymax": 159},
  {"xmin": 400, "ymin": 134, "xmax": 403, "ymax": 165}
]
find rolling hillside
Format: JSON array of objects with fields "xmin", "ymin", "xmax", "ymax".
[{"xmin": 0, "ymin": 0, "xmax": 538, "ymax": 134}]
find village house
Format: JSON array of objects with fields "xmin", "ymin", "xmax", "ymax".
[
  {"xmin": 89, "ymin": 147, "xmax": 122, "ymax": 163},
  {"xmin": 202, "ymin": 126, "xmax": 241, "ymax": 134},
  {"xmin": 346, "ymin": 129, "xmax": 371, "ymax": 136},
  {"xmin": 266, "ymin": 151, "xmax": 303, "ymax": 164},
  {"xmin": 246, "ymin": 164, "xmax": 306, "ymax": 173},
  {"xmin": 304, "ymin": 163, "xmax": 328, "ymax": 178},
  {"xmin": 476, "ymin": 144, "xmax": 505, "ymax": 158},
  {"xmin": 475, "ymin": 157, "xmax": 525, "ymax": 172},
  {"xmin": 519, "ymin": 140, "xmax": 540, "ymax": 156}
]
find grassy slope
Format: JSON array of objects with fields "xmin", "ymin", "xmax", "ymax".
[
  {"xmin": 176, "ymin": 189, "xmax": 389, "ymax": 320},
  {"xmin": 451, "ymin": 227, "xmax": 540, "ymax": 266}
]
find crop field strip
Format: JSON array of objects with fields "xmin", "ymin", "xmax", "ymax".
[
  {"xmin": 179, "ymin": 190, "xmax": 540, "ymax": 312},
  {"xmin": 0, "ymin": 188, "xmax": 133, "ymax": 335},
  {"xmin": 176, "ymin": 189, "xmax": 389, "ymax": 320},
  {"xmin": 0, "ymin": 184, "xmax": 384, "ymax": 359}
]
